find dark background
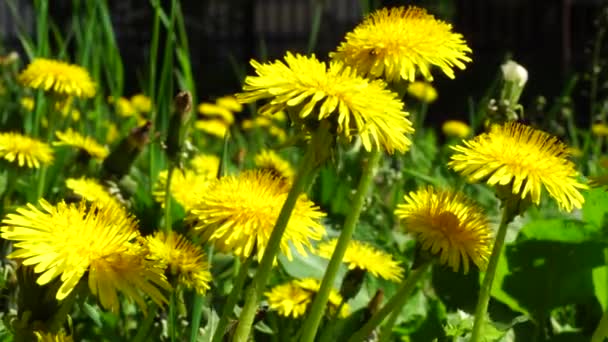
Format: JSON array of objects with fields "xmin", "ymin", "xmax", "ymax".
[{"xmin": 0, "ymin": 0, "xmax": 606, "ymax": 125}]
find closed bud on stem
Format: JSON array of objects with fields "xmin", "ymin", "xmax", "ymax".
[
  {"xmin": 166, "ymin": 91, "xmax": 193, "ymax": 164},
  {"xmin": 102, "ymin": 121, "xmax": 152, "ymax": 180},
  {"xmin": 500, "ymin": 60, "xmax": 528, "ymax": 114},
  {"xmin": 340, "ymin": 267, "xmax": 366, "ymax": 301}
]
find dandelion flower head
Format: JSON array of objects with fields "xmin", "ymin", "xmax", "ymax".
[
  {"xmin": 189, "ymin": 170, "xmax": 326, "ymax": 262},
  {"xmin": 146, "ymin": 231, "xmax": 212, "ymax": 295},
  {"xmin": 316, "ymin": 239, "xmax": 404, "ymax": 282},
  {"xmin": 1, "ymin": 199, "xmax": 169, "ymax": 311},
  {"xmin": 254, "ymin": 149, "xmax": 294, "ymax": 182},
  {"xmin": 442, "ymin": 120, "xmax": 471, "ymax": 138},
  {"xmin": 449, "ymin": 122, "xmax": 587, "ymax": 211},
  {"xmin": 153, "ymin": 168, "xmax": 213, "ymax": 212},
  {"xmin": 18, "ymin": 58, "xmax": 96, "ymax": 98},
  {"xmin": 66, "ymin": 177, "xmax": 122, "ymax": 208},
  {"xmin": 0, "ymin": 132, "xmax": 53, "ymax": 168},
  {"xmin": 54, "ymin": 128, "xmax": 109, "ymax": 160},
  {"xmin": 407, "ymin": 81, "xmax": 438, "ymax": 103},
  {"xmin": 265, "ymin": 278, "xmax": 349, "ymax": 318},
  {"xmin": 330, "ymin": 6, "xmax": 472, "ymax": 83},
  {"xmin": 237, "ymin": 52, "xmax": 413, "ymax": 153},
  {"xmin": 190, "ymin": 153, "xmax": 221, "ymax": 177},
  {"xmin": 395, "ymin": 187, "xmax": 492, "ymax": 273}
]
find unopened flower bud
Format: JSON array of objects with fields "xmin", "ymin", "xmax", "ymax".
[{"xmin": 501, "ymin": 60, "xmax": 528, "ymax": 87}]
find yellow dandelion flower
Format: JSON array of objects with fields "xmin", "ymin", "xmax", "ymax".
[
  {"xmin": 109, "ymin": 96, "xmax": 138, "ymax": 117},
  {"xmin": 54, "ymin": 128, "xmax": 109, "ymax": 160},
  {"xmin": 442, "ymin": 120, "xmax": 471, "ymax": 138},
  {"xmin": 407, "ymin": 81, "xmax": 438, "ymax": 103},
  {"xmin": 189, "ymin": 170, "xmax": 326, "ymax": 262},
  {"xmin": 195, "ymin": 119, "xmax": 229, "ymax": 138},
  {"xmin": 265, "ymin": 278, "xmax": 349, "ymax": 319},
  {"xmin": 198, "ymin": 103, "xmax": 235, "ymax": 124},
  {"xmin": 20, "ymin": 97, "xmax": 34, "ymax": 111},
  {"xmin": 237, "ymin": 52, "xmax": 414, "ymax": 153},
  {"xmin": 34, "ymin": 331, "xmax": 73, "ymax": 342},
  {"xmin": 592, "ymin": 123, "xmax": 608, "ymax": 137},
  {"xmin": 217, "ymin": 95, "xmax": 243, "ymax": 112},
  {"xmin": 1, "ymin": 200, "xmax": 169, "ymax": 312},
  {"xmin": 254, "ymin": 149, "xmax": 294, "ymax": 182},
  {"xmin": 18, "ymin": 58, "xmax": 96, "ymax": 98},
  {"xmin": 130, "ymin": 93, "xmax": 152, "ymax": 113},
  {"xmin": 330, "ymin": 6, "xmax": 472, "ymax": 82},
  {"xmin": 449, "ymin": 122, "xmax": 587, "ymax": 211},
  {"xmin": 0, "ymin": 132, "xmax": 53, "ymax": 168},
  {"xmin": 316, "ymin": 239, "xmax": 404, "ymax": 282},
  {"xmin": 395, "ymin": 187, "xmax": 492, "ymax": 273},
  {"xmin": 66, "ymin": 177, "xmax": 122, "ymax": 208},
  {"xmin": 269, "ymin": 125, "xmax": 287, "ymax": 142},
  {"xmin": 146, "ymin": 231, "xmax": 212, "ymax": 295},
  {"xmin": 190, "ymin": 154, "xmax": 221, "ymax": 177},
  {"xmin": 105, "ymin": 122, "xmax": 120, "ymax": 144},
  {"xmin": 153, "ymin": 168, "xmax": 213, "ymax": 211}
]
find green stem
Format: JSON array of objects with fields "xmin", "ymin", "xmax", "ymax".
[
  {"xmin": 470, "ymin": 205, "xmax": 511, "ymax": 342},
  {"xmin": 188, "ymin": 294, "xmax": 205, "ymax": 342},
  {"xmin": 169, "ymin": 290, "xmax": 177, "ymax": 342},
  {"xmin": 592, "ymin": 309, "xmax": 608, "ymax": 342},
  {"xmin": 348, "ymin": 262, "xmax": 430, "ymax": 342},
  {"xmin": 133, "ymin": 302, "xmax": 159, "ymax": 342},
  {"xmin": 164, "ymin": 165, "xmax": 175, "ymax": 233},
  {"xmin": 232, "ymin": 142, "xmax": 318, "ymax": 342},
  {"xmin": 299, "ymin": 148, "xmax": 382, "ymax": 342},
  {"xmin": 306, "ymin": 0, "xmax": 324, "ymax": 53},
  {"xmin": 212, "ymin": 257, "xmax": 252, "ymax": 342}
]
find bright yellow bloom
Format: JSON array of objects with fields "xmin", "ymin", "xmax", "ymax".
[
  {"xmin": 442, "ymin": 120, "xmax": 471, "ymax": 138},
  {"xmin": 265, "ymin": 278, "xmax": 349, "ymax": 318},
  {"xmin": 237, "ymin": 52, "xmax": 413, "ymax": 153},
  {"xmin": 54, "ymin": 128, "xmax": 109, "ymax": 160},
  {"xmin": 189, "ymin": 170, "xmax": 326, "ymax": 262},
  {"xmin": 153, "ymin": 168, "xmax": 213, "ymax": 212},
  {"xmin": 105, "ymin": 122, "xmax": 120, "ymax": 144},
  {"xmin": 592, "ymin": 123, "xmax": 608, "ymax": 137},
  {"xmin": 316, "ymin": 239, "xmax": 404, "ymax": 282},
  {"xmin": 130, "ymin": 93, "xmax": 152, "ymax": 113},
  {"xmin": 20, "ymin": 97, "xmax": 34, "ymax": 111},
  {"xmin": 395, "ymin": 187, "xmax": 492, "ymax": 273},
  {"xmin": 198, "ymin": 95, "xmax": 242, "ymax": 124},
  {"xmin": 407, "ymin": 81, "xmax": 438, "ymax": 103},
  {"xmin": 18, "ymin": 58, "xmax": 96, "ymax": 98},
  {"xmin": 0, "ymin": 132, "xmax": 53, "ymax": 168},
  {"xmin": 330, "ymin": 6, "xmax": 472, "ymax": 82},
  {"xmin": 1, "ymin": 200, "xmax": 169, "ymax": 312},
  {"xmin": 254, "ymin": 149, "xmax": 294, "ymax": 182},
  {"xmin": 190, "ymin": 154, "xmax": 221, "ymax": 177},
  {"xmin": 195, "ymin": 119, "xmax": 229, "ymax": 138},
  {"xmin": 34, "ymin": 331, "xmax": 73, "ymax": 342},
  {"xmin": 66, "ymin": 177, "xmax": 122, "ymax": 208},
  {"xmin": 145, "ymin": 231, "xmax": 212, "ymax": 295},
  {"xmin": 449, "ymin": 122, "xmax": 587, "ymax": 211}
]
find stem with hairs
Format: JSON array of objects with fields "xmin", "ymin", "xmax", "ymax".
[
  {"xmin": 348, "ymin": 262, "xmax": 430, "ymax": 342},
  {"xmin": 231, "ymin": 141, "xmax": 319, "ymax": 342},
  {"xmin": 470, "ymin": 205, "xmax": 511, "ymax": 341},
  {"xmin": 299, "ymin": 148, "xmax": 382, "ymax": 342}
]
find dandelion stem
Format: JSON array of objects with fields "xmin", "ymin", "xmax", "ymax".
[
  {"xmin": 163, "ymin": 165, "xmax": 175, "ymax": 232},
  {"xmin": 133, "ymin": 302, "xmax": 159, "ymax": 342},
  {"xmin": 299, "ymin": 148, "xmax": 382, "ymax": 342},
  {"xmin": 169, "ymin": 290, "xmax": 177, "ymax": 342},
  {"xmin": 348, "ymin": 262, "xmax": 430, "ymax": 342},
  {"xmin": 592, "ymin": 309, "xmax": 608, "ymax": 342},
  {"xmin": 212, "ymin": 257, "xmax": 252, "ymax": 342},
  {"xmin": 232, "ymin": 141, "xmax": 318, "ymax": 342},
  {"xmin": 470, "ymin": 205, "xmax": 511, "ymax": 342}
]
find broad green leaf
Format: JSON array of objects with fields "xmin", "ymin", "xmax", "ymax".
[{"xmin": 583, "ymin": 187, "xmax": 608, "ymax": 229}]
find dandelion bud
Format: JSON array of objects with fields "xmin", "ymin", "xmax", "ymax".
[
  {"xmin": 102, "ymin": 121, "xmax": 151, "ymax": 180},
  {"xmin": 166, "ymin": 91, "xmax": 193, "ymax": 163},
  {"xmin": 340, "ymin": 267, "xmax": 366, "ymax": 301},
  {"xmin": 501, "ymin": 60, "xmax": 528, "ymax": 87}
]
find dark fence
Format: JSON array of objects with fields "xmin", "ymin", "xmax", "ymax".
[{"xmin": 1, "ymin": 0, "xmax": 605, "ymax": 120}]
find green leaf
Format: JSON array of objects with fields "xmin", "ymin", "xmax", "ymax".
[
  {"xmin": 278, "ymin": 248, "xmax": 339, "ymax": 283},
  {"xmin": 519, "ymin": 218, "xmax": 601, "ymax": 243},
  {"xmin": 583, "ymin": 187, "xmax": 608, "ymax": 229}
]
